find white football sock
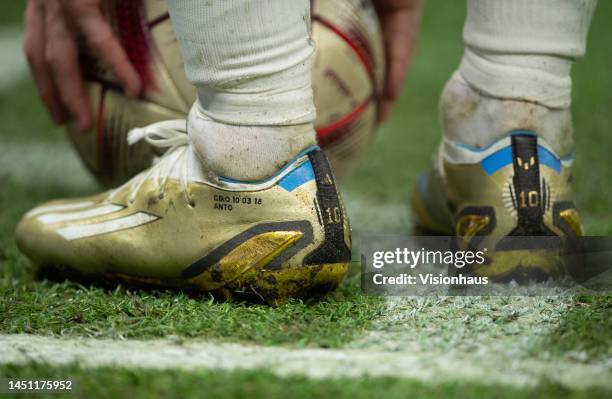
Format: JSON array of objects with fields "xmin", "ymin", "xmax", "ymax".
[
  {"xmin": 442, "ymin": 0, "xmax": 597, "ymax": 154},
  {"xmin": 460, "ymin": 0, "xmax": 597, "ymax": 109},
  {"xmin": 166, "ymin": 0, "xmax": 316, "ymax": 180},
  {"xmin": 440, "ymin": 72, "xmax": 575, "ymax": 156}
]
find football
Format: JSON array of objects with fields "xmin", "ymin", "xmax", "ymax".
[{"xmin": 68, "ymin": 0, "xmax": 385, "ymax": 186}]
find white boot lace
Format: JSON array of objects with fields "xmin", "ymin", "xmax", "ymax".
[{"xmin": 123, "ymin": 120, "xmax": 196, "ymax": 207}]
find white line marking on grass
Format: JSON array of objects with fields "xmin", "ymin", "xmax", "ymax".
[
  {"xmin": 1, "ymin": 334, "xmax": 610, "ymax": 390},
  {"xmin": 0, "ymin": 27, "xmax": 27, "ymax": 91},
  {"xmin": 352, "ymin": 296, "xmax": 574, "ymax": 355},
  {"xmin": 348, "ymin": 296, "xmax": 612, "ymax": 387}
]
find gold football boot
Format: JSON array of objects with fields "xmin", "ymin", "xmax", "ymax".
[
  {"xmin": 16, "ymin": 121, "xmax": 351, "ymax": 303},
  {"xmin": 411, "ymin": 131, "xmax": 583, "ymax": 281}
]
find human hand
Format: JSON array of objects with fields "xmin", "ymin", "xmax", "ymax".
[
  {"xmin": 372, "ymin": 0, "xmax": 422, "ymax": 122},
  {"xmin": 23, "ymin": 0, "xmax": 141, "ymax": 132}
]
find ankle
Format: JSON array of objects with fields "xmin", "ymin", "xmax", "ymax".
[
  {"xmin": 440, "ymin": 72, "xmax": 574, "ymax": 155},
  {"xmin": 188, "ymin": 105, "xmax": 317, "ymax": 181}
]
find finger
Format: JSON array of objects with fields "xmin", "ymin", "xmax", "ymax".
[
  {"xmin": 384, "ymin": 10, "xmax": 419, "ymax": 96},
  {"xmin": 379, "ymin": 11, "xmax": 420, "ymax": 121},
  {"xmin": 374, "ymin": 0, "xmax": 422, "ymax": 122},
  {"xmin": 65, "ymin": 2, "xmax": 141, "ymax": 97},
  {"xmin": 44, "ymin": 1, "xmax": 92, "ymax": 132},
  {"xmin": 23, "ymin": 0, "xmax": 67, "ymax": 124}
]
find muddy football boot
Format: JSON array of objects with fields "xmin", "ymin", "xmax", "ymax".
[
  {"xmin": 16, "ymin": 120, "xmax": 351, "ymax": 303},
  {"xmin": 411, "ymin": 131, "xmax": 583, "ymax": 281}
]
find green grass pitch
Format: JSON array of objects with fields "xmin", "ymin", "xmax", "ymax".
[{"xmin": 0, "ymin": 1, "xmax": 611, "ymax": 398}]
